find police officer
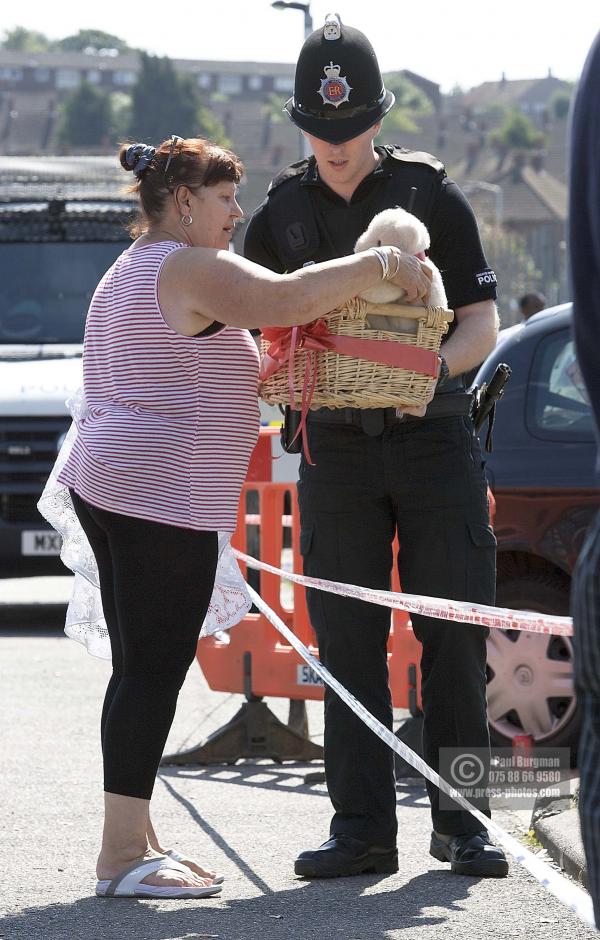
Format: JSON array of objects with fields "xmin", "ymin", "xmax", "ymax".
[{"xmin": 244, "ymin": 16, "xmax": 508, "ymax": 879}]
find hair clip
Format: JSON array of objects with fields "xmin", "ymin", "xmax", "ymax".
[{"xmin": 164, "ymin": 134, "xmax": 183, "ymax": 179}]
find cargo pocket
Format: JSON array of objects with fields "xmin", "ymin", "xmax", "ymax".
[
  {"xmin": 466, "ymin": 521, "xmax": 497, "ymax": 613},
  {"xmin": 297, "ymin": 523, "xmax": 325, "ymax": 636},
  {"xmin": 300, "ymin": 524, "xmax": 314, "ymax": 557}
]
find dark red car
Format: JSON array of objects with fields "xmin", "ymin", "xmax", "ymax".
[{"xmin": 476, "ymin": 302, "xmax": 600, "ymax": 753}]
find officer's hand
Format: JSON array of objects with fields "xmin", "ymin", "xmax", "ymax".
[
  {"xmin": 386, "ymin": 251, "xmax": 433, "ymax": 304},
  {"xmin": 396, "ymin": 356, "xmax": 440, "ymax": 419}
]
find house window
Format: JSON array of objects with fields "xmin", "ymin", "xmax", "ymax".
[
  {"xmin": 273, "ymin": 75, "xmax": 294, "ymax": 93},
  {"xmin": 113, "ymin": 70, "xmax": 136, "ymax": 86},
  {"xmin": 86, "ymin": 69, "xmax": 102, "ymax": 84},
  {"xmin": 196, "ymin": 72, "xmax": 212, "ymax": 89},
  {"xmin": 56, "ymin": 68, "xmax": 80, "ymax": 89},
  {"xmin": 34, "ymin": 68, "xmax": 51, "ymax": 84},
  {"xmin": 218, "ymin": 74, "xmax": 243, "ymax": 95},
  {"xmin": 248, "ymin": 75, "xmax": 263, "ymax": 91},
  {"xmin": 0, "ymin": 67, "xmax": 24, "ymax": 82}
]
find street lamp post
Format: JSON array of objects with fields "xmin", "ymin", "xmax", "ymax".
[
  {"xmin": 271, "ymin": 1, "xmax": 313, "ymax": 159},
  {"xmin": 271, "ymin": 6, "xmax": 315, "ymax": 741},
  {"xmin": 271, "ymin": 1, "xmax": 313, "ymax": 39}
]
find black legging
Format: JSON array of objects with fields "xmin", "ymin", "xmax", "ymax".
[{"xmin": 70, "ymin": 490, "xmax": 218, "ymax": 800}]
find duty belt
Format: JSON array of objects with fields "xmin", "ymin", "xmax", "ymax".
[{"xmin": 308, "ymin": 391, "xmax": 476, "ymax": 436}]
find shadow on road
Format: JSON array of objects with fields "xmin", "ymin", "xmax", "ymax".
[
  {"xmin": 0, "ymin": 868, "xmax": 478, "ymax": 940},
  {"xmin": 158, "ymin": 766, "xmax": 429, "ymax": 808},
  {"xmin": 0, "ymin": 603, "xmax": 66, "ymax": 635},
  {"xmin": 158, "ymin": 774, "xmax": 430, "ymax": 900}
]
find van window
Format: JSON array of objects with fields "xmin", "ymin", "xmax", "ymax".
[
  {"xmin": 527, "ymin": 328, "xmax": 594, "ymax": 441},
  {"xmin": 0, "ymin": 242, "xmax": 128, "ymax": 344}
]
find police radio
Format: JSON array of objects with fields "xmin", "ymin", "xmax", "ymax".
[
  {"xmin": 281, "ymin": 405, "xmax": 303, "ymax": 454},
  {"xmin": 473, "ymin": 362, "xmax": 512, "ymax": 452}
]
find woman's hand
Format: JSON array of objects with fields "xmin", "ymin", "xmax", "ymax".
[{"xmin": 385, "ymin": 249, "xmax": 433, "ymax": 304}]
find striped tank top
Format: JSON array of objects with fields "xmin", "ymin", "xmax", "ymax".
[{"xmin": 59, "ymin": 241, "xmax": 260, "ymax": 533}]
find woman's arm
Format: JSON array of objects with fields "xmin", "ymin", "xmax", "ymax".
[{"xmin": 162, "ymin": 246, "xmax": 432, "ymax": 331}]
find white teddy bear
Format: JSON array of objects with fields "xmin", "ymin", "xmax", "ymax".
[{"xmin": 354, "ymin": 207, "xmax": 448, "ymax": 331}]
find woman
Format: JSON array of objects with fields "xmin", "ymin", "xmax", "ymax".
[{"xmin": 42, "ymin": 135, "xmax": 432, "ymax": 900}]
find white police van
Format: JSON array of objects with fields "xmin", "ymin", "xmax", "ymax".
[{"xmin": 0, "ymin": 158, "xmax": 137, "ymax": 574}]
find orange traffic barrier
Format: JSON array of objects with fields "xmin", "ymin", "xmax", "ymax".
[
  {"xmin": 197, "ymin": 481, "xmax": 328, "ymax": 701},
  {"xmin": 196, "ymin": 479, "xmax": 423, "ymax": 711}
]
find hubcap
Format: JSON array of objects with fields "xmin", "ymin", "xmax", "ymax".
[
  {"xmin": 486, "ymin": 629, "xmax": 576, "ymax": 743},
  {"xmin": 515, "ymin": 664, "xmax": 534, "ymax": 686}
]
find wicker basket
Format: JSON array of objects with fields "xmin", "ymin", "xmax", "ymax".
[{"xmin": 260, "ymin": 298, "xmax": 454, "ymax": 410}]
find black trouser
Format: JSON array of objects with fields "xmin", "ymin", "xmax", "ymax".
[
  {"xmin": 297, "ymin": 416, "xmax": 494, "ymax": 844},
  {"xmin": 70, "ymin": 491, "xmax": 218, "ymax": 800}
]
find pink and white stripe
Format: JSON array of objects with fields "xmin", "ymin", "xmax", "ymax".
[{"xmin": 59, "ymin": 241, "xmax": 260, "ymax": 533}]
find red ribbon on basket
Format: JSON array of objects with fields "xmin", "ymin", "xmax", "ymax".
[{"xmin": 260, "ymin": 319, "xmax": 439, "ymax": 465}]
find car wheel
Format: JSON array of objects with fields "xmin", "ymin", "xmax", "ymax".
[{"xmin": 486, "ymin": 574, "xmax": 579, "ymax": 759}]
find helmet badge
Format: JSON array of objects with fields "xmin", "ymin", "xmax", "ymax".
[
  {"xmin": 323, "ymin": 13, "xmax": 342, "ymax": 40},
  {"xmin": 318, "ymin": 61, "xmax": 352, "ymax": 108}
]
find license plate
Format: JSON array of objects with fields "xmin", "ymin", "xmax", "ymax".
[
  {"xmin": 21, "ymin": 530, "xmax": 62, "ymax": 556},
  {"xmin": 296, "ymin": 664, "xmax": 324, "ymax": 687}
]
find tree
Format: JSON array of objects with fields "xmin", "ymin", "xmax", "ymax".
[
  {"xmin": 261, "ymin": 94, "xmax": 284, "ymax": 147},
  {"xmin": 1, "ymin": 26, "xmax": 52, "ymax": 51},
  {"xmin": 489, "ymin": 110, "xmax": 546, "ymax": 151},
  {"xmin": 551, "ymin": 89, "xmax": 573, "ymax": 121},
  {"xmin": 57, "ymin": 29, "xmax": 131, "ymax": 53},
  {"xmin": 110, "ymin": 92, "xmax": 132, "ymax": 142},
  {"xmin": 385, "ymin": 73, "xmax": 433, "ymax": 113},
  {"xmin": 479, "ymin": 222, "xmax": 543, "ymax": 326},
  {"xmin": 483, "ymin": 102, "xmax": 507, "ymax": 124},
  {"xmin": 57, "ymin": 81, "xmax": 113, "ymax": 148},
  {"xmin": 197, "ymin": 105, "xmax": 231, "ymax": 149},
  {"xmin": 128, "ymin": 53, "xmax": 228, "ymax": 146},
  {"xmin": 376, "ymin": 73, "xmax": 433, "ymax": 138}
]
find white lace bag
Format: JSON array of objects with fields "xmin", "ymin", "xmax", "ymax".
[{"xmin": 37, "ymin": 389, "xmax": 252, "ymax": 660}]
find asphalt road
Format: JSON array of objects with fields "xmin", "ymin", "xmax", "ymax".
[{"xmin": 0, "ymin": 580, "xmax": 595, "ymax": 940}]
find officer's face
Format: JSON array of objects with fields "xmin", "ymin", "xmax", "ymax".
[{"xmin": 303, "ymin": 123, "xmax": 382, "ymax": 191}]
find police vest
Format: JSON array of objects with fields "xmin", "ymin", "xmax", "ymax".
[{"xmin": 264, "ymin": 145, "xmax": 446, "ymax": 272}]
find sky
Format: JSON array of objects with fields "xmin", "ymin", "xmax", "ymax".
[{"xmin": 4, "ymin": 1, "xmax": 599, "ymax": 92}]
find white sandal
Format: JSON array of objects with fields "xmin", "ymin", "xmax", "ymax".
[
  {"xmin": 166, "ymin": 848, "xmax": 225, "ymax": 885},
  {"xmin": 95, "ymin": 854, "xmax": 223, "ymax": 898}
]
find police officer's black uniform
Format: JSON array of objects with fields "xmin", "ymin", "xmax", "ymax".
[{"xmin": 244, "ymin": 17, "xmax": 507, "ymax": 879}]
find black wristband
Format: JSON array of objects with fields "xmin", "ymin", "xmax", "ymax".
[{"xmin": 437, "ymin": 355, "xmax": 450, "ymax": 388}]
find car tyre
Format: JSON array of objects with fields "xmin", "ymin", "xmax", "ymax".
[{"xmin": 487, "ymin": 573, "xmax": 579, "ymax": 761}]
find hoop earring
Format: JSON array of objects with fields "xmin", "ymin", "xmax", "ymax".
[{"xmin": 181, "ymin": 213, "xmax": 193, "ymax": 226}]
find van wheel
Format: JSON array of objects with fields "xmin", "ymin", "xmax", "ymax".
[{"xmin": 486, "ymin": 575, "xmax": 579, "ymax": 760}]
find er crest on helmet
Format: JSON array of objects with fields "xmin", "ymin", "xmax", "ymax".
[{"xmin": 318, "ymin": 62, "xmax": 352, "ymax": 108}]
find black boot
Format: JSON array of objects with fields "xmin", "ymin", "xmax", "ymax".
[
  {"xmin": 430, "ymin": 830, "xmax": 509, "ymax": 878},
  {"xmin": 295, "ymin": 835, "xmax": 398, "ymax": 879}
]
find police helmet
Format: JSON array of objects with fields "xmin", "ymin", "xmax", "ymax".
[{"xmin": 284, "ymin": 14, "xmax": 395, "ymax": 144}]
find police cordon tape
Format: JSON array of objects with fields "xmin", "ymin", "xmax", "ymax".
[
  {"xmin": 233, "ymin": 553, "xmax": 592, "ymax": 926},
  {"xmin": 233, "ymin": 549, "xmax": 574, "ymax": 637},
  {"xmin": 243, "ymin": 582, "xmax": 595, "ymax": 929}
]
